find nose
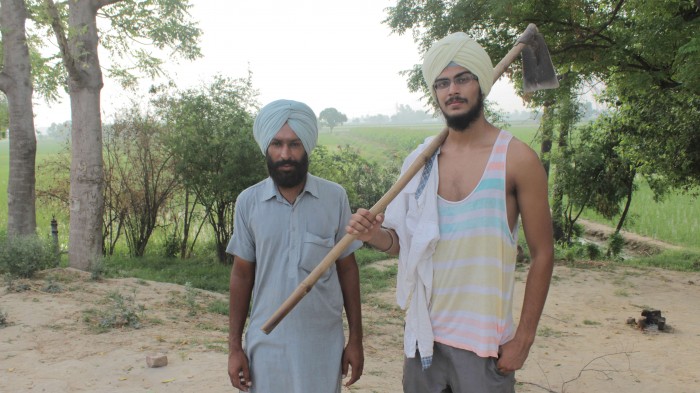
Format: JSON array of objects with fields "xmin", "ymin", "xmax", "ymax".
[
  {"xmin": 279, "ymin": 143, "xmax": 292, "ymax": 159},
  {"xmin": 447, "ymin": 79, "xmax": 461, "ymax": 94}
]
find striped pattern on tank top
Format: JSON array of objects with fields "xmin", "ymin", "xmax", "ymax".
[{"xmin": 430, "ymin": 130, "xmax": 518, "ymax": 359}]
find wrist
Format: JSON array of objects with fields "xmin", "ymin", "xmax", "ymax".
[{"xmin": 373, "ymin": 228, "xmax": 394, "ymax": 253}]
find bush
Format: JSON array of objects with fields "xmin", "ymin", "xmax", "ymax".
[
  {"xmin": 0, "ymin": 233, "xmax": 57, "ymax": 278},
  {"xmin": 607, "ymin": 232, "xmax": 625, "ymax": 257}
]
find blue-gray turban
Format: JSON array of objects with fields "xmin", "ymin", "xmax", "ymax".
[
  {"xmin": 253, "ymin": 99, "xmax": 318, "ymax": 155},
  {"xmin": 422, "ymin": 32, "xmax": 494, "ymax": 103}
]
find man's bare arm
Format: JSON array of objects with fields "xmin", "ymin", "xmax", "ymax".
[
  {"xmin": 228, "ymin": 256, "xmax": 255, "ymax": 391},
  {"xmin": 336, "ymin": 253, "xmax": 364, "ymax": 386},
  {"xmin": 499, "ymin": 141, "xmax": 554, "ymax": 373}
]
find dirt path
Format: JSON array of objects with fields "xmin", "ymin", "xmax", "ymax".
[
  {"xmin": 2, "ymin": 259, "xmax": 699, "ymax": 392},
  {"xmin": 578, "ymin": 218, "xmax": 684, "ymax": 254}
]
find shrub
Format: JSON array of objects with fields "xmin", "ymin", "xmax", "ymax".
[
  {"xmin": 607, "ymin": 232, "xmax": 625, "ymax": 258},
  {"xmin": 0, "ymin": 234, "xmax": 57, "ymax": 278},
  {"xmin": 0, "ymin": 308, "xmax": 8, "ymax": 327},
  {"xmin": 83, "ymin": 290, "xmax": 144, "ymax": 333}
]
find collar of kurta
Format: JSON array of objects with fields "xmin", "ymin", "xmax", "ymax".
[{"xmin": 260, "ymin": 175, "xmax": 320, "ymax": 203}]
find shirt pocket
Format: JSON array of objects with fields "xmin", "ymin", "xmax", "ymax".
[{"xmin": 300, "ymin": 232, "xmax": 336, "ymax": 282}]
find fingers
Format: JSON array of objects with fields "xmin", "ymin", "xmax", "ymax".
[
  {"xmin": 344, "ymin": 362, "xmax": 363, "ymax": 386},
  {"xmin": 228, "ymin": 360, "xmax": 252, "ymax": 391},
  {"xmin": 346, "ymin": 209, "xmax": 384, "ymax": 236}
]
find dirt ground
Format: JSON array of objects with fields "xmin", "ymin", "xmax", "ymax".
[{"xmin": 2, "ymin": 257, "xmax": 699, "ymax": 393}]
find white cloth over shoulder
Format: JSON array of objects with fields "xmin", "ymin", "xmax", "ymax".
[
  {"xmin": 384, "ymin": 136, "xmax": 441, "ymax": 366},
  {"xmin": 253, "ymin": 99, "xmax": 318, "ymax": 155}
]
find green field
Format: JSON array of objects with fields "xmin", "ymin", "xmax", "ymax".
[{"xmin": 1, "ymin": 123, "xmax": 698, "ymax": 250}]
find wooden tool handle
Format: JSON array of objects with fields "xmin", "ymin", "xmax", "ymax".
[
  {"xmin": 260, "ymin": 128, "xmax": 449, "ymax": 334},
  {"xmin": 261, "ymin": 25, "xmax": 540, "ymax": 334}
]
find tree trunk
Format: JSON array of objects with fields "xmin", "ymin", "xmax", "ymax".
[
  {"xmin": 539, "ymin": 103, "xmax": 554, "ymax": 178},
  {"xmin": 56, "ymin": 0, "xmax": 109, "ymax": 270},
  {"xmin": 0, "ymin": 0, "xmax": 37, "ymax": 237},
  {"xmin": 615, "ymin": 169, "xmax": 636, "ymax": 233}
]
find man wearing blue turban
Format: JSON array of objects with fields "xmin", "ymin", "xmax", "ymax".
[
  {"xmin": 226, "ymin": 99, "xmax": 364, "ymax": 392},
  {"xmin": 347, "ymin": 33, "xmax": 554, "ymax": 393}
]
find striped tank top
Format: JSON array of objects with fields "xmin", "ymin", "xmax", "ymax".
[{"xmin": 430, "ymin": 130, "xmax": 518, "ymax": 358}]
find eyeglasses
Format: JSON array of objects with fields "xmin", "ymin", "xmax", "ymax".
[{"xmin": 432, "ymin": 72, "xmax": 479, "ymax": 90}]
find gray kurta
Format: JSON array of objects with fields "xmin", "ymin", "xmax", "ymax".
[{"xmin": 227, "ymin": 174, "xmax": 362, "ymax": 393}]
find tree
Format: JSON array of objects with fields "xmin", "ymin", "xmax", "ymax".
[
  {"xmin": 384, "ymin": 0, "xmax": 700, "ymax": 192},
  {"xmin": 159, "ymin": 75, "xmax": 266, "ymax": 263},
  {"xmin": 104, "ymin": 106, "xmax": 179, "ymax": 257},
  {"xmin": 42, "ymin": 0, "xmax": 201, "ymax": 270},
  {"xmin": 0, "ymin": 0, "xmax": 37, "ymax": 237},
  {"xmin": 318, "ymin": 107, "xmax": 347, "ymax": 132}
]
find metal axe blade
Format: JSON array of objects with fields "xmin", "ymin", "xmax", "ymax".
[{"xmin": 519, "ymin": 25, "xmax": 559, "ymax": 92}]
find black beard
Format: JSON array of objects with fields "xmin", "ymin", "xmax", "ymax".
[
  {"xmin": 266, "ymin": 152, "xmax": 309, "ymax": 188},
  {"xmin": 442, "ymin": 93, "xmax": 484, "ymax": 132}
]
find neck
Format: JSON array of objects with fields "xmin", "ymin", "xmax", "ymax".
[
  {"xmin": 446, "ymin": 116, "xmax": 496, "ymax": 145},
  {"xmin": 276, "ymin": 178, "xmax": 306, "ymax": 204}
]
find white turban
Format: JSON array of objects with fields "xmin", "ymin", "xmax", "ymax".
[
  {"xmin": 422, "ymin": 32, "xmax": 494, "ymax": 103},
  {"xmin": 253, "ymin": 99, "xmax": 318, "ymax": 155}
]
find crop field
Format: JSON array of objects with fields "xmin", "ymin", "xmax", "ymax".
[{"xmin": 1, "ymin": 123, "xmax": 698, "ymax": 249}]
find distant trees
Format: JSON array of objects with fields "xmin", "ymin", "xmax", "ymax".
[
  {"xmin": 319, "ymin": 107, "xmax": 347, "ymax": 132},
  {"xmin": 390, "ymin": 104, "xmax": 432, "ymax": 124}
]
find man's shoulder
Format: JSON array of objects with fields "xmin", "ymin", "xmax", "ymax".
[
  {"xmin": 237, "ymin": 178, "xmax": 271, "ymax": 202},
  {"xmin": 308, "ymin": 173, "xmax": 346, "ymax": 193}
]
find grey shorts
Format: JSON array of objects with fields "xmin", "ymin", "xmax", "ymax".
[{"xmin": 403, "ymin": 342, "xmax": 515, "ymax": 393}]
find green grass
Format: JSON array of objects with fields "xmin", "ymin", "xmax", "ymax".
[
  {"xmin": 581, "ymin": 178, "xmax": 700, "ymax": 249},
  {"xmin": 101, "ymin": 254, "xmax": 232, "ymax": 293},
  {"xmin": 0, "ymin": 138, "xmax": 69, "ymax": 234},
  {"xmin": 622, "ymin": 249, "xmax": 700, "ymax": 272}
]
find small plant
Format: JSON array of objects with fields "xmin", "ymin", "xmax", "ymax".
[
  {"xmin": 4, "ymin": 274, "xmax": 31, "ymax": 292},
  {"xmin": 586, "ymin": 242, "xmax": 602, "ymax": 260},
  {"xmin": 89, "ymin": 257, "xmax": 104, "ymax": 281},
  {"xmin": 162, "ymin": 233, "xmax": 181, "ymax": 259},
  {"xmin": 83, "ymin": 290, "xmax": 145, "ymax": 332},
  {"xmin": 184, "ymin": 282, "xmax": 199, "ymax": 317},
  {"xmin": 607, "ymin": 232, "xmax": 625, "ymax": 258},
  {"xmin": 0, "ymin": 308, "xmax": 8, "ymax": 327},
  {"xmin": 42, "ymin": 278, "xmax": 63, "ymax": 293},
  {"xmin": 207, "ymin": 299, "xmax": 229, "ymax": 316}
]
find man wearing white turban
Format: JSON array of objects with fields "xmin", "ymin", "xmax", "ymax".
[
  {"xmin": 347, "ymin": 33, "xmax": 554, "ymax": 393},
  {"xmin": 227, "ymin": 99, "xmax": 364, "ymax": 392}
]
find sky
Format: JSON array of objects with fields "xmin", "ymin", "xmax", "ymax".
[{"xmin": 32, "ymin": 0, "xmax": 527, "ymax": 128}]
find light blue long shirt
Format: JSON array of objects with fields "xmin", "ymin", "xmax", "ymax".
[{"xmin": 227, "ymin": 174, "xmax": 362, "ymax": 393}]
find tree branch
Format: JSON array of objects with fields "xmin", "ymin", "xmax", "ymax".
[{"xmin": 43, "ymin": 0, "xmax": 81, "ymax": 79}]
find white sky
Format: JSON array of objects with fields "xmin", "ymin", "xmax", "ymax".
[{"xmin": 32, "ymin": 0, "xmax": 527, "ymax": 128}]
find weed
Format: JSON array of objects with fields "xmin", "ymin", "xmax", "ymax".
[
  {"xmin": 537, "ymin": 326, "xmax": 563, "ymax": 338},
  {"xmin": 607, "ymin": 232, "xmax": 625, "ymax": 257},
  {"xmin": 0, "ymin": 308, "xmax": 8, "ymax": 327},
  {"xmin": 42, "ymin": 278, "xmax": 63, "ymax": 293},
  {"xmin": 89, "ymin": 257, "xmax": 104, "ymax": 281},
  {"xmin": 583, "ymin": 319, "xmax": 601, "ymax": 326},
  {"xmin": 184, "ymin": 282, "xmax": 199, "ymax": 316},
  {"xmin": 207, "ymin": 299, "xmax": 229, "ymax": 316},
  {"xmin": 83, "ymin": 290, "xmax": 145, "ymax": 333}
]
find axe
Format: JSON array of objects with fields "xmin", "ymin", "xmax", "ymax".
[{"xmin": 260, "ymin": 23, "xmax": 558, "ymax": 335}]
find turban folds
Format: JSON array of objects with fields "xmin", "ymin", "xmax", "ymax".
[
  {"xmin": 422, "ymin": 32, "xmax": 494, "ymax": 103},
  {"xmin": 253, "ymin": 99, "xmax": 318, "ymax": 155}
]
